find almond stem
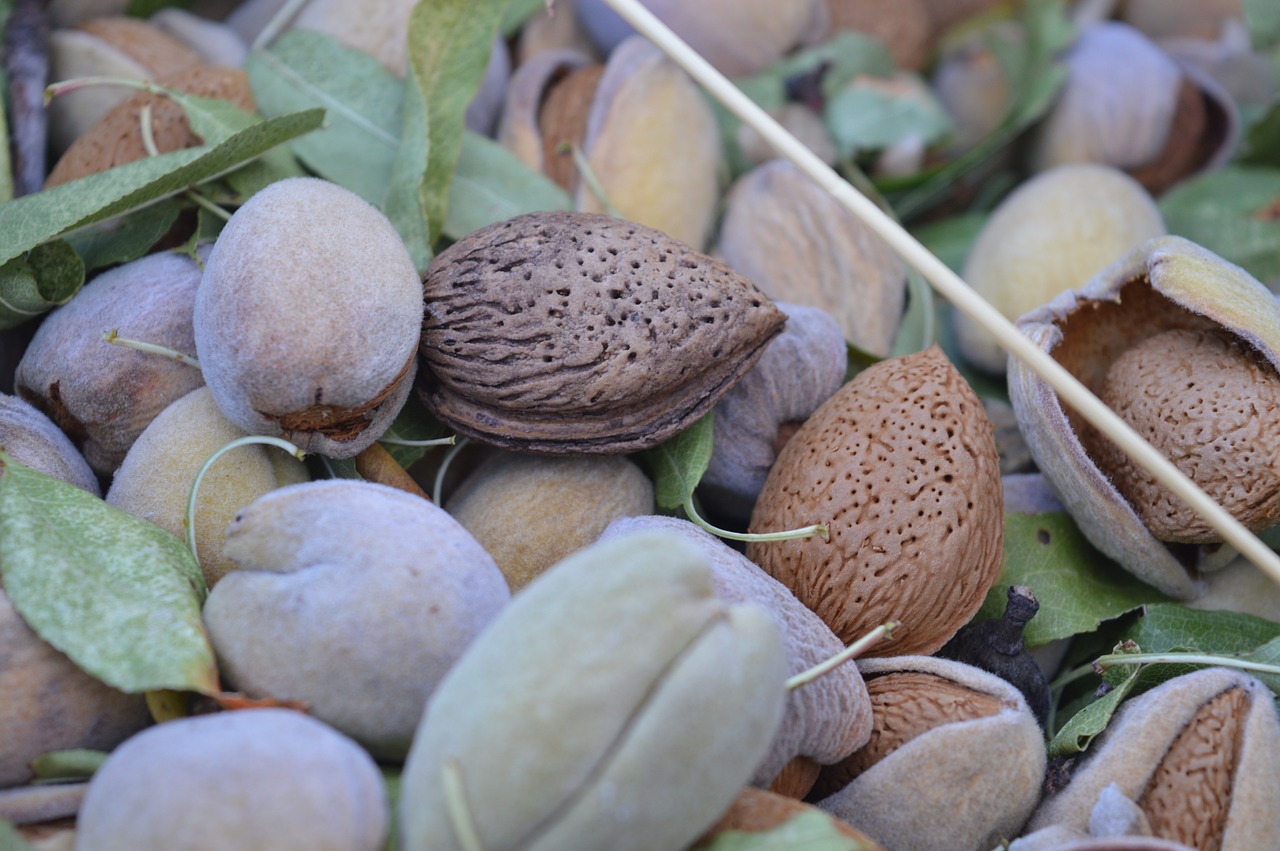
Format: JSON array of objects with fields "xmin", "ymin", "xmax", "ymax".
[
  {"xmin": 442, "ymin": 758, "xmax": 485, "ymax": 851},
  {"xmin": 786, "ymin": 621, "xmax": 897, "ymax": 691},
  {"xmin": 1093, "ymin": 652, "xmax": 1280, "ymax": 679},
  {"xmin": 186, "ymin": 436, "xmax": 307, "ymax": 567},
  {"xmin": 601, "ymin": 0, "xmax": 1280, "ymax": 588},
  {"xmin": 102, "ymin": 329, "xmax": 202, "ymax": 370},
  {"xmin": 682, "ymin": 496, "xmax": 827, "ymax": 544}
]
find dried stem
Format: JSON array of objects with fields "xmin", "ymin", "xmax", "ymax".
[{"xmin": 600, "ymin": 0, "xmax": 1280, "ymax": 587}]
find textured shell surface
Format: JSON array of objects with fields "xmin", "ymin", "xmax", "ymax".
[{"xmin": 419, "ymin": 211, "xmax": 786, "ymax": 453}]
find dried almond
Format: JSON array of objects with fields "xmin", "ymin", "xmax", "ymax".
[
  {"xmin": 746, "ymin": 344, "xmax": 1003, "ymax": 655},
  {"xmin": 418, "ymin": 211, "xmax": 786, "ymax": 454}
]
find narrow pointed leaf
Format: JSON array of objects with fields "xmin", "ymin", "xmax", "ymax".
[
  {"xmin": 0, "ymin": 453, "xmax": 218, "ymax": 695},
  {"xmin": 642, "ymin": 414, "xmax": 715, "ymax": 511},
  {"xmin": 444, "ymin": 132, "xmax": 572, "ymax": 240}
]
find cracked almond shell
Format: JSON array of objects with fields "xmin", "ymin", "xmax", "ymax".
[
  {"xmin": 398, "ymin": 529, "xmax": 788, "ymax": 851},
  {"xmin": 418, "ymin": 211, "xmax": 786, "ymax": 454},
  {"xmin": 1008, "ymin": 236, "xmax": 1280, "ymax": 599},
  {"xmin": 1024, "ymin": 667, "xmax": 1280, "ymax": 851},
  {"xmin": 746, "ymin": 344, "xmax": 1003, "ymax": 655}
]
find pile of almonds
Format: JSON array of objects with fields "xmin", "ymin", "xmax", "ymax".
[{"xmin": 2, "ymin": 2, "xmax": 1280, "ymax": 850}]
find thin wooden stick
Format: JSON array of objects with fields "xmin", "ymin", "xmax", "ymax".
[{"xmin": 601, "ymin": 0, "xmax": 1280, "ymax": 586}]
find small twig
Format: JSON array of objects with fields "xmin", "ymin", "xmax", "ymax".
[
  {"xmin": 1093, "ymin": 652, "xmax": 1280, "ymax": 678},
  {"xmin": 379, "ymin": 435, "xmax": 457, "ymax": 448},
  {"xmin": 563, "ymin": 142, "xmax": 620, "ymax": 217},
  {"xmin": 433, "ymin": 436, "xmax": 471, "ymax": 506},
  {"xmin": 103, "ymin": 329, "xmax": 202, "ymax": 369},
  {"xmin": 682, "ymin": 496, "xmax": 827, "ymax": 544},
  {"xmin": 138, "ymin": 103, "xmax": 160, "ymax": 157}
]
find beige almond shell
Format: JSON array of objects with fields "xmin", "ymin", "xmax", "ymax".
[
  {"xmin": 0, "ymin": 393, "xmax": 99, "ymax": 497},
  {"xmin": 1024, "ymin": 667, "xmax": 1280, "ymax": 851},
  {"xmin": 418, "ymin": 211, "xmax": 786, "ymax": 454},
  {"xmin": 15, "ymin": 249, "xmax": 206, "ymax": 476},
  {"xmin": 398, "ymin": 530, "xmax": 788, "ymax": 851},
  {"xmin": 578, "ymin": 36, "xmax": 722, "ymax": 251},
  {"xmin": 716, "ymin": 159, "xmax": 907, "ymax": 358},
  {"xmin": 1007, "ymin": 236, "xmax": 1280, "ymax": 599},
  {"xmin": 701, "ymin": 302, "xmax": 849, "ymax": 526},
  {"xmin": 497, "ymin": 49, "xmax": 594, "ymax": 173},
  {"xmin": 952, "ymin": 164, "xmax": 1166, "ymax": 375},
  {"xmin": 445, "ymin": 451, "xmax": 655, "ymax": 592},
  {"xmin": 106, "ymin": 386, "xmax": 310, "ymax": 589},
  {"xmin": 813, "ymin": 656, "xmax": 1047, "ymax": 851},
  {"xmin": 747, "ymin": 345, "xmax": 1003, "ymax": 655},
  {"xmin": 46, "ymin": 65, "xmax": 255, "ymax": 188},
  {"xmin": 599, "ymin": 515, "xmax": 873, "ymax": 787},
  {"xmin": 194, "ymin": 177, "xmax": 422, "ymax": 459}
]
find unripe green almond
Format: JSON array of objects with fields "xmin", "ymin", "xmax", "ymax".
[
  {"xmin": 398, "ymin": 530, "xmax": 788, "ymax": 851},
  {"xmin": 106, "ymin": 386, "xmax": 310, "ymax": 588},
  {"xmin": 74, "ymin": 708, "xmax": 387, "ymax": 850},
  {"xmin": 445, "ymin": 451, "xmax": 655, "ymax": 591},
  {"xmin": 204, "ymin": 480, "xmax": 510, "ymax": 760},
  {"xmin": 194, "ymin": 177, "xmax": 423, "ymax": 459}
]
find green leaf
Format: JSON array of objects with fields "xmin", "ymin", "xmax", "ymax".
[
  {"xmin": 0, "ymin": 241, "xmax": 86, "ymax": 329},
  {"xmin": 64, "ymin": 200, "xmax": 183, "ymax": 271},
  {"xmin": 1245, "ymin": 0, "xmax": 1280, "ymax": 49},
  {"xmin": 0, "ymin": 107, "xmax": 324, "ymax": 270},
  {"xmin": 246, "ymin": 30, "xmax": 404, "ymax": 205},
  {"xmin": 406, "ymin": 0, "xmax": 507, "ymax": 250},
  {"xmin": 1158, "ymin": 166, "xmax": 1280, "ymax": 286},
  {"xmin": 910, "ymin": 212, "xmax": 987, "ymax": 275},
  {"xmin": 30, "ymin": 749, "xmax": 108, "ymax": 784},
  {"xmin": 502, "ymin": 0, "xmax": 548, "ymax": 38},
  {"xmin": 1122, "ymin": 603, "xmax": 1280, "ymax": 658},
  {"xmin": 0, "ymin": 452, "xmax": 218, "ymax": 695},
  {"xmin": 737, "ymin": 31, "xmax": 895, "ymax": 113},
  {"xmin": 825, "ymin": 75, "xmax": 953, "ymax": 159},
  {"xmin": 1239, "ymin": 101, "xmax": 1280, "ymax": 168},
  {"xmin": 444, "ymin": 132, "xmax": 573, "ymax": 240},
  {"xmin": 0, "ymin": 821, "xmax": 37, "ymax": 851},
  {"xmin": 379, "ymin": 393, "xmax": 451, "ymax": 469},
  {"xmin": 641, "ymin": 414, "xmax": 715, "ymax": 512},
  {"xmin": 698, "ymin": 810, "xmax": 877, "ymax": 850},
  {"xmin": 1049, "ymin": 645, "xmax": 1145, "ymax": 757},
  {"xmin": 126, "ymin": 0, "xmax": 190, "ymax": 16},
  {"xmin": 977, "ymin": 512, "xmax": 1169, "ymax": 647},
  {"xmin": 384, "ymin": 72, "xmax": 433, "ymax": 271},
  {"xmin": 889, "ymin": 268, "xmax": 935, "ymax": 357}
]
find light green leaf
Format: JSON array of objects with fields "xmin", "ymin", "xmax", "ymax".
[
  {"xmin": 0, "ymin": 241, "xmax": 86, "ymax": 329},
  {"xmin": 0, "ymin": 107, "xmax": 324, "ymax": 270},
  {"xmin": 642, "ymin": 414, "xmax": 715, "ymax": 512},
  {"xmin": 0, "ymin": 452, "xmax": 218, "ymax": 695},
  {"xmin": 0, "ymin": 821, "xmax": 37, "ymax": 851},
  {"xmin": 1122, "ymin": 603, "xmax": 1280, "ymax": 659},
  {"xmin": 407, "ymin": 0, "xmax": 507, "ymax": 250},
  {"xmin": 1240, "ymin": 101, "xmax": 1280, "ymax": 168},
  {"xmin": 1245, "ymin": 0, "xmax": 1280, "ymax": 49},
  {"xmin": 826, "ymin": 75, "xmax": 953, "ymax": 159},
  {"xmin": 30, "ymin": 749, "xmax": 108, "ymax": 784},
  {"xmin": 502, "ymin": 0, "xmax": 548, "ymax": 37},
  {"xmin": 444, "ymin": 132, "xmax": 572, "ymax": 240},
  {"xmin": 1049, "ymin": 647, "xmax": 1145, "ymax": 757},
  {"xmin": 978, "ymin": 512, "xmax": 1169, "ymax": 647},
  {"xmin": 384, "ymin": 73, "xmax": 433, "ymax": 271},
  {"xmin": 1159, "ymin": 166, "xmax": 1280, "ymax": 286},
  {"xmin": 246, "ymin": 30, "xmax": 404, "ymax": 205},
  {"xmin": 64, "ymin": 200, "xmax": 183, "ymax": 272},
  {"xmin": 699, "ymin": 810, "xmax": 876, "ymax": 850},
  {"xmin": 889, "ymin": 268, "xmax": 935, "ymax": 357}
]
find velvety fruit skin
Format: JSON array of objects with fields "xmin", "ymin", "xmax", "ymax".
[
  {"xmin": 203, "ymin": 479, "xmax": 510, "ymax": 760},
  {"xmin": 194, "ymin": 177, "xmax": 422, "ymax": 459},
  {"xmin": 74, "ymin": 709, "xmax": 388, "ymax": 851},
  {"xmin": 747, "ymin": 345, "xmax": 1003, "ymax": 655},
  {"xmin": 0, "ymin": 393, "xmax": 99, "ymax": 497}
]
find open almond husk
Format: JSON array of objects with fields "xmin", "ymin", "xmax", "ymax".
[{"xmin": 1008, "ymin": 236, "xmax": 1280, "ymax": 599}]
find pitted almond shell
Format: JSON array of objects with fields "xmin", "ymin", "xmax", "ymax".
[
  {"xmin": 46, "ymin": 65, "xmax": 254, "ymax": 188},
  {"xmin": 811, "ymin": 656, "xmax": 1046, "ymax": 851},
  {"xmin": 716, "ymin": 159, "xmax": 906, "ymax": 358},
  {"xmin": 578, "ymin": 36, "xmax": 722, "ymax": 250},
  {"xmin": 1008, "ymin": 236, "xmax": 1280, "ymax": 599},
  {"xmin": 1024, "ymin": 667, "xmax": 1280, "ymax": 851},
  {"xmin": 600, "ymin": 515, "xmax": 873, "ymax": 787},
  {"xmin": 418, "ymin": 211, "xmax": 786, "ymax": 454},
  {"xmin": 746, "ymin": 345, "xmax": 1003, "ymax": 655}
]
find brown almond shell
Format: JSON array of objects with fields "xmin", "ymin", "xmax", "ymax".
[
  {"xmin": 418, "ymin": 211, "xmax": 787, "ymax": 454},
  {"xmin": 746, "ymin": 344, "xmax": 1003, "ymax": 655}
]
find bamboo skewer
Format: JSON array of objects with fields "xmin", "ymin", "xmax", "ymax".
[{"xmin": 600, "ymin": 0, "xmax": 1280, "ymax": 586}]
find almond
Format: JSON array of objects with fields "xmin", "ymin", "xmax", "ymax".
[
  {"xmin": 746, "ymin": 344, "xmax": 1003, "ymax": 655},
  {"xmin": 418, "ymin": 211, "xmax": 786, "ymax": 454}
]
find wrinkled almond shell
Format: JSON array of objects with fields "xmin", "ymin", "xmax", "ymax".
[{"xmin": 418, "ymin": 211, "xmax": 786, "ymax": 454}]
